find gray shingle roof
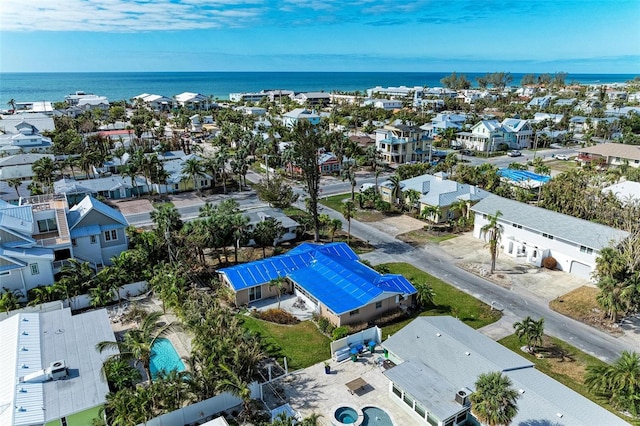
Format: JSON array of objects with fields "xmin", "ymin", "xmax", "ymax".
[{"xmin": 471, "ymin": 194, "xmax": 629, "ymax": 250}]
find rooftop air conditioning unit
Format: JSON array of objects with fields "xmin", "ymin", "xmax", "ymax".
[
  {"xmin": 47, "ymin": 360, "xmax": 69, "ymax": 380},
  {"xmin": 455, "ymin": 389, "xmax": 470, "ymax": 406}
]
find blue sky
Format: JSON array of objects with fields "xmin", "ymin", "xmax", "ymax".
[{"xmin": 1, "ymin": 0, "xmax": 639, "ymax": 73}]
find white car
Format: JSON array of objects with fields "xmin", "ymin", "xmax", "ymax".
[
  {"xmin": 555, "ymin": 154, "xmax": 571, "ymax": 160},
  {"xmin": 507, "ymin": 150, "xmax": 522, "ymax": 157}
]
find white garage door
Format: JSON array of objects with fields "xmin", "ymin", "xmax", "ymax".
[{"xmin": 570, "ymin": 261, "xmax": 592, "ymax": 279}]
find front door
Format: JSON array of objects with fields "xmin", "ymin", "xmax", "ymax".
[{"xmin": 249, "ymin": 286, "xmax": 262, "ymax": 302}]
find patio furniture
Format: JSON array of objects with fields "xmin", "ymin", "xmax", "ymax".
[
  {"xmin": 345, "ymin": 377, "xmax": 368, "ymax": 395},
  {"xmin": 334, "ymin": 347, "xmax": 351, "ymax": 362}
]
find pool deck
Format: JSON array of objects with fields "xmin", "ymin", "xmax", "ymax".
[{"xmin": 265, "ymin": 349, "xmax": 418, "ymax": 426}]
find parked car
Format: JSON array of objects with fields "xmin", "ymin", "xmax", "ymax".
[
  {"xmin": 359, "ymin": 183, "xmax": 376, "ymax": 192},
  {"xmin": 460, "ymin": 149, "xmax": 475, "ymax": 156},
  {"xmin": 555, "ymin": 154, "xmax": 571, "ymax": 160},
  {"xmin": 507, "ymin": 150, "xmax": 522, "ymax": 157}
]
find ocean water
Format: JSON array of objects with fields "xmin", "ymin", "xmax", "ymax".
[{"xmin": 0, "ymin": 71, "xmax": 636, "ymax": 105}]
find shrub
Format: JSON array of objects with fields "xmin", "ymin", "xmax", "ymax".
[
  {"xmin": 542, "ymin": 256, "xmax": 557, "ymax": 270},
  {"xmin": 254, "ymin": 308, "xmax": 299, "ymax": 325},
  {"xmin": 332, "ymin": 326, "xmax": 349, "ymax": 340},
  {"xmin": 317, "ymin": 317, "xmax": 330, "ymax": 333}
]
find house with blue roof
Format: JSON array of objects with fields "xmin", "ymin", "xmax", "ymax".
[
  {"xmin": 218, "ymin": 242, "xmax": 416, "ymax": 326},
  {"xmin": 67, "ymin": 195, "xmax": 129, "ymax": 268}
]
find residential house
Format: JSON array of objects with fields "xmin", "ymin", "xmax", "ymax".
[
  {"xmin": 288, "ymin": 149, "xmax": 351, "ymax": 175},
  {"xmin": 67, "ymin": 195, "xmax": 129, "ymax": 268},
  {"xmin": 366, "ymin": 86, "xmax": 424, "ymax": 99},
  {"xmin": 12, "ymin": 101, "xmax": 54, "ymax": 115},
  {"xmin": 577, "ymin": 142, "xmax": 640, "ymax": 169},
  {"xmin": 603, "ymin": 180, "xmax": 640, "ymax": 204},
  {"xmin": 64, "ymin": 91, "xmax": 105, "ymax": 106},
  {"xmin": 554, "ymin": 98, "xmax": 576, "ymax": 107},
  {"xmin": 0, "ymin": 307, "xmax": 117, "ymax": 426},
  {"xmin": 375, "ymin": 123, "xmax": 429, "ymax": 164},
  {"xmin": 174, "ymin": 92, "xmax": 211, "ymax": 110},
  {"xmin": 77, "ymin": 96, "xmax": 110, "ymax": 113},
  {"xmin": 266, "ymin": 90, "xmax": 295, "ymax": 102},
  {"xmin": 240, "ymin": 106, "xmax": 267, "ymax": 116},
  {"xmin": 420, "ymin": 113, "xmax": 466, "ymax": 140},
  {"xmin": 294, "ymin": 92, "xmax": 331, "ymax": 107},
  {"xmin": 0, "ymin": 114, "xmax": 55, "ymax": 133},
  {"xmin": 363, "ymin": 99, "xmax": 403, "ymax": 110},
  {"xmin": 229, "ymin": 92, "xmax": 269, "ymax": 103},
  {"xmin": 282, "ymin": 108, "xmax": 321, "ymax": 127},
  {"xmin": 157, "ymin": 154, "xmax": 212, "ymax": 194},
  {"xmin": 379, "ymin": 173, "xmax": 489, "ymax": 222},
  {"xmin": 189, "ymin": 114, "xmax": 214, "ymax": 132},
  {"xmin": 500, "ymin": 118, "xmax": 533, "ymax": 149},
  {"xmin": 533, "ymin": 112, "xmax": 564, "ymax": 124},
  {"xmin": 245, "ymin": 207, "xmax": 300, "ymax": 246},
  {"xmin": 471, "ymin": 194, "xmax": 629, "ymax": 278},
  {"xmin": 0, "ymin": 118, "xmax": 53, "ymax": 155},
  {"xmin": 0, "ymin": 154, "xmax": 54, "ymax": 181},
  {"xmin": 133, "ymin": 93, "xmax": 173, "ymax": 111},
  {"xmin": 527, "ymin": 96, "xmax": 552, "ymax": 109},
  {"xmin": 606, "ymin": 106, "xmax": 640, "ymax": 117},
  {"xmin": 455, "ymin": 120, "xmax": 505, "ymax": 152},
  {"xmin": 382, "ymin": 316, "xmax": 629, "ymax": 426},
  {"xmin": 54, "ymin": 176, "xmax": 148, "ymax": 201},
  {"xmin": 218, "ymin": 242, "xmax": 416, "ymax": 326}
]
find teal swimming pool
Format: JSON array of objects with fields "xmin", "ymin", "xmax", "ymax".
[
  {"xmin": 150, "ymin": 338, "xmax": 185, "ymax": 378},
  {"xmin": 362, "ymin": 407, "xmax": 393, "ymax": 426}
]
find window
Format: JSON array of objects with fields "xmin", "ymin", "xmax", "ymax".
[
  {"xmin": 444, "ymin": 419, "xmax": 454, "ymax": 426},
  {"xmin": 37, "ymin": 218, "xmax": 58, "ymax": 233},
  {"xmin": 392, "ymin": 384, "xmax": 402, "ymax": 398},
  {"xmin": 174, "ymin": 184, "xmax": 180, "ymax": 190},
  {"xmin": 249, "ymin": 286, "xmax": 262, "ymax": 302},
  {"xmin": 90, "ymin": 235, "xmax": 97, "ymax": 244},
  {"xmin": 403, "ymin": 392, "xmax": 414, "ymax": 409},
  {"xmin": 30, "ymin": 264, "xmax": 39, "ymax": 275},
  {"xmin": 349, "ymin": 309, "xmax": 359, "ymax": 316},
  {"xmin": 71, "ymin": 239, "xmax": 77, "ymax": 247},
  {"xmin": 375, "ymin": 301, "xmax": 382, "ymax": 309},
  {"xmin": 427, "ymin": 414, "xmax": 439, "ymax": 426},
  {"xmin": 104, "ymin": 230, "xmax": 117, "ymax": 241},
  {"xmin": 415, "ymin": 402, "xmax": 426, "ymax": 418},
  {"xmin": 580, "ymin": 245, "xmax": 593, "ymax": 254},
  {"xmin": 456, "ymin": 412, "xmax": 467, "ymax": 423}
]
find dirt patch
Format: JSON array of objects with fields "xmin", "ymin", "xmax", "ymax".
[
  {"xmin": 108, "ymin": 197, "xmax": 153, "ymax": 215},
  {"xmin": 458, "ymin": 262, "xmax": 513, "ymax": 289},
  {"xmin": 167, "ymin": 192, "xmax": 205, "ymax": 208},
  {"xmin": 365, "ymin": 214, "xmax": 426, "ymax": 237},
  {"xmin": 550, "ymin": 286, "xmax": 623, "ymax": 336}
]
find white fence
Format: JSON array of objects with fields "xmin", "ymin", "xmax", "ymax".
[
  {"xmin": 65, "ymin": 281, "xmax": 149, "ymax": 311},
  {"xmin": 140, "ymin": 382, "xmax": 261, "ymax": 426},
  {"xmin": 330, "ymin": 326, "xmax": 382, "ymax": 355}
]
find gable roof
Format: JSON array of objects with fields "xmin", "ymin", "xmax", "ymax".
[
  {"xmin": 383, "ymin": 317, "xmax": 629, "ymax": 426},
  {"xmin": 66, "ymin": 195, "xmax": 128, "ymax": 230},
  {"xmin": 471, "ymin": 194, "xmax": 629, "ymax": 251},
  {"xmin": 219, "ymin": 242, "xmax": 416, "ymax": 315},
  {"xmin": 578, "ymin": 142, "xmax": 640, "ymax": 161}
]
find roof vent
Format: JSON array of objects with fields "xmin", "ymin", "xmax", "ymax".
[
  {"xmin": 519, "ymin": 389, "xmax": 525, "ymax": 394},
  {"xmin": 556, "ymin": 413, "xmax": 563, "ymax": 418},
  {"xmin": 21, "ymin": 364, "xmax": 28, "ymax": 369},
  {"xmin": 436, "ymin": 333, "xmax": 441, "ymax": 337},
  {"xmin": 465, "ymin": 351, "xmax": 471, "ymax": 356},
  {"xmin": 20, "ymin": 346, "xmax": 28, "ymax": 351}
]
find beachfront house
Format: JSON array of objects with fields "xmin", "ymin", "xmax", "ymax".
[
  {"xmin": 218, "ymin": 242, "xmax": 416, "ymax": 327},
  {"xmin": 133, "ymin": 93, "xmax": 173, "ymax": 111},
  {"xmin": 471, "ymin": 194, "xmax": 629, "ymax": 278},
  {"xmin": 294, "ymin": 92, "xmax": 331, "ymax": 107},
  {"xmin": 381, "ymin": 316, "xmax": 629, "ymax": 426},
  {"xmin": 0, "ymin": 118, "xmax": 53, "ymax": 155},
  {"xmin": 174, "ymin": 92, "xmax": 212, "ymax": 110},
  {"xmin": 0, "ymin": 306, "xmax": 117, "ymax": 426}
]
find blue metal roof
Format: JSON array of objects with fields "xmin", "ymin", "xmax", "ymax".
[{"xmin": 219, "ymin": 242, "xmax": 416, "ymax": 315}]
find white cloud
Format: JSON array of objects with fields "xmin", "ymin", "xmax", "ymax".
[{"xmin": 0, "ymin": 0, "xmax": 265, "ymax": 32}]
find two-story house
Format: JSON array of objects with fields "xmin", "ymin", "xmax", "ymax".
[
  {"xmin": 455, "ymin": 120, "xmax": 505, "ymax": 152},
  {"xmin": 0, "ymin": 119, "xmax": 53, "ymax": 155},
  {"xmin": 282, "ymin": 108, "xmax": 321, "ymax": 128}
]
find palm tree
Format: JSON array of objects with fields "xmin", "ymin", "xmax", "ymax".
[
  {"xmin": 6, "ymin": 178, "xmax": 22, "ymax": 199},
  {"xmin": 181, "ymin": 157, "xmax": 204, "ymax": 193},
  {"xmin": 342, "ymin": 200, "xmax": 355, "ymax": 244},
  {"xmin": 327, "ymin": 218, "xmax": 342, "ymax": 242},
  {"xmin": 215, "ymin": 363, "xmax": 253, "ymax": 416},
  {"xmin": 7, "ymin": 98, "xmax": 17, "ymax": 112},
  {"xmin": 512, "ymin": 316, "xmax": 545, "ymax": 354},
  {"xmin": 388, "ymin": 174, "xmax": 402, "ymax": 208},
  {"xmin": 96, "ymin": 311, "xmax": 173, "ymax": 382},
  {"xmin": 252, "ymin": 218, "xmax": 284, "ymax": 258},
  {"xmin": 585, "ymin": 351, "xmax": 640, "ymax": 417},
  {"xmin": 32, "ymin": 156, "xmax": 58, "ymax": 193},
  {"xmin": 269, "ymin": 276, "xmax": 287, "ymax": 309},
  {"xmin": 405, "ymin": 189, "xmax": 421, "ymax": 214},
  {"xmin": 0, "ymin": 288, "xmax": 22, "ymax": 312},
  {"xmin": 413, "ymin": 281, "xmax": 436, "ymax": 307},
  {"xmin": 471, "ymin": 371, "xmax": 520, "ymax": 426},
  {"xmin": 480, "ymin": 210, "xmax": 503, "ymax": 274}
]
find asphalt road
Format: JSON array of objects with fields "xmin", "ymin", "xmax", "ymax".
[{"xmin": 126, "ymin": 162, "xmax": 634, "ymax": 363}]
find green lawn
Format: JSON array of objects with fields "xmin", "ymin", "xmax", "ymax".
[
  {"xmin": 499, "ymin": 334, "xmax": 633, "ymax": 423},
  {"xmin": 240, "ymin": 316, "xmax": 331, "ymax": 370},
  {"xmin": 319, "ymin": 193, "xmax": 354, "ymax": 212},
  {"xmin": 381, "ymin": 263, "xmax": 501, "ymax": 337}
]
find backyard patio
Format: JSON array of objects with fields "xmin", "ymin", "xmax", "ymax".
[
  {"xmin": 248, "ymin": 294, "xmax": 315, "ymax": 321},
  {"xmin": 261, "ymin": 347, "xmax": 418, "ymax": 426}
]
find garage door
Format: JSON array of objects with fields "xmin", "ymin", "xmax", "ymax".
[{"xmin": 570, "ymin": 261, "xmax": 592, "ymax": 279}]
